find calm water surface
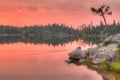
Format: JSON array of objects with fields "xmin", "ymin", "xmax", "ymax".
[{"xmin": 0, "ymin": 42, "xmax": 103, "ymax": 80}]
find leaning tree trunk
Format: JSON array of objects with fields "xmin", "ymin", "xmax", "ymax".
[{"xmin": 102, "ymin": 15, "xmax": 110, "ymax": 34}]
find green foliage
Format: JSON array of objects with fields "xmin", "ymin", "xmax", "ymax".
[
  {"xmin": 110, "ymin": 61, "xmax": 120, "ymax": 73},
  {"xmin": 100, "ymin": 60, "xmax": 110, "ymax": 69},
  {"xmin": 100, "ymin": 60, "xmax": 120, "ymax": 73},
  {"xmin": 87, "ymin": 57, "xmax": 92, "ymax": 67}
]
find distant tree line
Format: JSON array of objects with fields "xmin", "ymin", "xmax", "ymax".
[
  {"xmin": 0, "ymin": 22, "xmax": 120, "ymax": 45},
  {"xmin": 0, "ymin": 23, "xmax": 79, "ymax": 46},
  {"xmin": 0, "ymin": 23, "xmax": 78, "ymax": 37},
  {"xmin": 79, "ymin": 21, "xmax": 120, "ymax": 43}
]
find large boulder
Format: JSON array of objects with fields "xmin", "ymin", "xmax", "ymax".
[
  {"xmin": 92, "ymin": 44, "xmax": 118, "ymax": 64},
  {"xmin": 111, "ymin": 33, "xmax": 120, "ymax": 43},
  {"xmin": 68, "ymin": 44, "xmax": 119, "ymax": 64},
  {"xmin": 69, "ymin": 47, "xmax": 87, "ymax": 60},
  {"xmin": 103, "ymin": 33, "xmax": 120, "ymax": 46},
  {"xmin": 92, "ymin": 33, "xmax": 120, "ymax": 64},
  {"xmin": 87, "ymin": 47, "xmax": 98, "ymax": 58}
]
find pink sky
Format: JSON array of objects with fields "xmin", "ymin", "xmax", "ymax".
[{"xmin": 0, "ymin": 0, "xmax": 120, "ymax": 28}]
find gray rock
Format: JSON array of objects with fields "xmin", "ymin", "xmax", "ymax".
[
  {"xmin": 68, "ymin": 33, "xmax": 120, "ymax": 64},
  {"xmin": 103, "ymin": 33, "xmax": 120, "ymax": 46},
  {"xmin": 78, "ymin": 59, "xmax": 86, "ymax": 63},
  {"xmin": 103, "ymin": 35, "xmax": 113, "ymax": 46},
  {"xmin": 69, "ymin": 47, "xmax": 87, "ymax": 60},
  {"xmin": 82, "ymin": 50, "xmax": 89, "ymax": 56},
  {"xmin": 104, "ymin": 35, "xmax": 113, "ymax": 42},
  {"xmin": 92, "ymin": 44, "xmax": 117, "ymax": 64},
  {"xmin": 68, "ymin": 44, "xmax": 118, "ymax": 64},
  {"xmin": 111, "ymin": 33, "xmax": 120, "ymax": 43},
  {"xmin": 87, "ymin": 47, "xmax": 98, "ymax": 58}
]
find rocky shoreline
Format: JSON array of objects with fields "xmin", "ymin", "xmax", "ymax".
[
  {"xmin": 66, "ymin": 33, "xmax": 120, "ymax": 65},
  {"xmin": 65, "ymin": 33, "xmax": 120, "ymax": 80}
]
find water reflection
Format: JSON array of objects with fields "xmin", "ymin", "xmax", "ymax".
[
  {"xmin": 0, "ymin": 42, "xmax": 103, "ymax": 80},
  {"xmin": 0, "ymin": 36, "xmax": 97, "ymax": 47},
  {"xmin": 67, "ymin": 58, "xmax": 120, "ymax": 80},
  {"xmin": 0, "ymin": 36, "xmax": 78, "ymax": 46}
]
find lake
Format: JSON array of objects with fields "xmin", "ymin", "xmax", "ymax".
[{"xmin": 0, "ymin": 41, "xmax": 103, "ymax": 80}]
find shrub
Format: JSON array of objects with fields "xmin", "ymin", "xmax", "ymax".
[
  {"xmin": 110, "ymin": 61, "xmax": 120, "ymax": 73},
  {"xmin": 87, "ymin": 57, "xmax": 92, "ymax": 67},
  {"xmin": 100, "ymin": 60, "xmax": 110, "ymax": 69},
  {"xmin": 100, "ymin": 60, "xmax": 120, "ymax": 73}
]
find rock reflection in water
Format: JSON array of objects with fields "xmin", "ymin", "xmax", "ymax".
[{"xmin": 66, "ymin": 61, "xmax": 120, "ymax": 80}]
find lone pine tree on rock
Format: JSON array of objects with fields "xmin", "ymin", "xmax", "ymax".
[{"xmin": 91, "ymin": 5, "xmax": 112, "ymax": 34}]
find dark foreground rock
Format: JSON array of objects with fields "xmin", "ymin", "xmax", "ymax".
[{"xmin": 69, "ymin": 47, "xmax": 87, "ymax": 60}]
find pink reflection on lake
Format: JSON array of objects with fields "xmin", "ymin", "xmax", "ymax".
[{"xmin": 0, "ymin": 42, "xmax": 102, "ymax": 80}]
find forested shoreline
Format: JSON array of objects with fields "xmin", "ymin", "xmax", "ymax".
[
  {"xmin": 0, "ymin": 24, "xmax": 79, "ymax": 45},
  {"xmin": 79, "ymin": 22, "xmax": 120, "ymax": 43},
  {"xmin": 0, "ymin": 22, "xmax": 120, "ymax": 45}
]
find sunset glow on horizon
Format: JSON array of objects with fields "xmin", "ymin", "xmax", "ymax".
[{"xmin": 0, "ymin": 0, "xmax": 120, "ymax": 28}]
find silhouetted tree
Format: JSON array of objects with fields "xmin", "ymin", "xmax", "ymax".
[{"xmin": 91, "ymin": 5, "xmax": 112, "ymax": 34}]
